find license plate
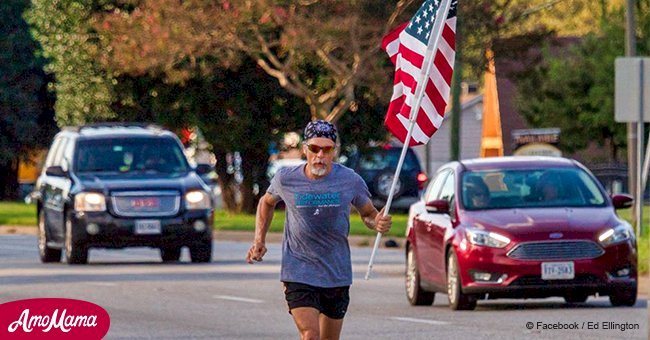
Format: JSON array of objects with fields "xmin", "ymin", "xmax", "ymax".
[
  {"xmin": 541, "ymin": 261, "xmax": 575, "ymax": 280},
  {"xmin": 135, "ymin": 220, "xmax": 161, "ymax": 235}
]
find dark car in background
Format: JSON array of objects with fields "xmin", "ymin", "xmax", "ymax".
[
  {"xmin": 33, "ymin": 123, "xmax": 214, "ymax": 264},
  {"xmin": 340, "ymin": 145, "xmax": 427, "ymax": 212},
  {"xmin": 405, "ymin": 156, "xmax": 637, "ymax": 310}
]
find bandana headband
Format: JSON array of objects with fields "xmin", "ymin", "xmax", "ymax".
[{"xmin": 303, "ymin": 120, "xmax": 337, "ymax": 143}]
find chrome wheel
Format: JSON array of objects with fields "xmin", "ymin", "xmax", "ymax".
[
  {"xmin": 405, "ymin": 245, "xmax": 434, "ymax": 305},
  {"xmin": 376, "ymin": 173, "xmax": 401, "ymax": 198},
  {"xmin": 447, "ymin": 253, "xmax": 458, "ymax": 302},
  {"xmin": 38, "ymin": 213, "xmax": 46, "ymax": 256},
  {"xmin": 65, "ymin": 217, "xmax": 88, "ymax": 264},
  {"xmin": 406, "ymin": 247, "xmax": 417, "ymax": 299},
  {"xmin": 446, "ymin": 250, "xmax": 477, "ymax": 310},
  {"xmin": 37, "ymin": 212, "xmax": 61, "ymax": 263}
]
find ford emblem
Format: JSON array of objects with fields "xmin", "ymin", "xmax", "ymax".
[{"xmin": 549, "ymin": 232, "xmax": 563, "ymax": 239}]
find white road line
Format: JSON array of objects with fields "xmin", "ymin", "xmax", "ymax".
[
  {"xmin": 213, "ymin": 295, "xmax": 264, "ymax": 304},
  {"xmin": 85, "ymin": 282, "xmax": 117, "ymax": 287},
  {"xmin": 390, "ymin": 317, "xmax": 450, "ymax": 326}
]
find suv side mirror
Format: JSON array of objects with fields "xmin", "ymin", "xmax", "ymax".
[
  {"xmin": 425, "ymin": 199, "xmax": 450, "ymax": 214},
  {"xmin": 611, "ymin": 194, "xmax": 634, "ymax": 210},
  {"xmin": 195, "ymin": 163, "xmax": 214, "ymax": 176},
  {"xmin": 45, "ymin": 166, "xmax": 68, "ymax": 177}
]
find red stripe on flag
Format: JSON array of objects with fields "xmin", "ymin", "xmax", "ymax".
[
  {"xmin": 433, "ymin": 52, "xmax": 453, "ymax": 86},
  {"xmin": 442, "ymin": 24, "xmax": 455, "ymax": 50},
  {"xmin": 398, "ymin": 44, "xmax": 424, "ymax": 69},
  {"xmin": 382, "ymin": 23, "xmax": 408, "ymax": 54},
  {"xmin": 425, "ymin": 79, "xmax": 448, "ymax": 116},
  {"xmin": 394, "ymin": 69, "xmax": 417, "ymax": 93}
]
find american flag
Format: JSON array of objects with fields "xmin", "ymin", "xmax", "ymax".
[{"xmin": 382, "ymin": 0, "xmax": 457, "ymax": 146}]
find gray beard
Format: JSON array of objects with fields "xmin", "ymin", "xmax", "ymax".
[{"xmin": 310, "ymin": 166, "xmax": 327, "ymax": 177}]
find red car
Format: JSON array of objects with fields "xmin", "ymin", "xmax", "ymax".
[{"xmin": 405, "ymin": 157, "xmax": 637, "ymax": 310}]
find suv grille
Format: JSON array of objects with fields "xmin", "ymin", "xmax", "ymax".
[
  {"xmin": 111, "ymin": 191, "xmax": 180, "ymax": 217},
  {"xmin": 507, "ymin": 241, "xmax": 604, "ymax": 260}
]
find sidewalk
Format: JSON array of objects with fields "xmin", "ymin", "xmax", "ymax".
[{"xmin": 2, "ymin": 225, "xmax": 647, "ymax": 298}]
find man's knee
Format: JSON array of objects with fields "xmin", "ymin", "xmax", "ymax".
[{"xmin": 298, "ymin": 328, "xmax": 319, "ymax": 340}]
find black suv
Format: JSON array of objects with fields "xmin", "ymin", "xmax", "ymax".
[
  {"xmin": 33, "ymin": 123, "xmax": 214, "ymax": 264},
  {"xmin": 340, "ymin": 145, "xmax": 427, "ymax": 212}
]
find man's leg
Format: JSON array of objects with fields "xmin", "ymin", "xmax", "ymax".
[
  {"xmin": 319, "ymin": 314, "xmax": 344, "ymax": 340},
  {"xmin": 291, "ymin": 307, "xmax": 321, "ymax": 340}
]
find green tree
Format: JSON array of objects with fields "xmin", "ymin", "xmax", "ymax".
[
  {"xmin": 0, "ymin": 0, "xmax": 56, "ymax": 200},
  {"xmin": 26, "ymin": 0, "xmax": 116, "ymax": 126},
  {"xmin": 514, "ymin": 2, "xmax": 650, "ymax": 161},
  {"xmin": 95, "ymin": 0, "xmax": 416, "ymax": 123}
]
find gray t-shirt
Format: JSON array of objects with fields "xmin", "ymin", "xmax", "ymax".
[{"xmin": 267, "ymin": 163, "xmax": 371, "ymax": 287}]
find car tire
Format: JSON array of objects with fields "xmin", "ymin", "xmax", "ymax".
[
  {"xmin": 563, "ymin": 292, "xmax": 589, "ymax": 304},
  {"xmin": 160, "ymin": 246, "xmax": 182, "ymax": 262},
  {"xmin": 609, "ymin": 285, "xmax": 637, "ymax": 306},
  {"xmin": 65, "ymin": 217, "xmax": 88, "ymax": 265},
  {"xmin": 373, "ymin": 170, "xmax": 402, "ymax": 200},
  {"xmin": 189, "ymin": 239, "xmax": 212, "ymax": 263},
  {"xmin": 38, "ymin": 211, "xmax": 62, "ymax": 263},
  {"xmin": 405, "ymin": 245, "xmax": 435, "ymax": 305},
  {"xmin": 447, "ymin": 250, "xmax": 477, "ymax": 311}
]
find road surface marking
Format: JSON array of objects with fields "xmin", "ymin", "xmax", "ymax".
[
  {"xmin": 86, "ymin": 282, "xmax": 117, "ymax": 287},
  {"xmin": 213, "ymin": 295, "xmax": 264, "ymax": 304},
  {"xmin": 391, "ymin": 317, "xmax": 450, "ymax": 326}
]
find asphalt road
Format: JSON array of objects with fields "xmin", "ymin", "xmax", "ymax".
[{"xmin": 0, "ymin": 235, "xmax": 647, "ymax": 339}]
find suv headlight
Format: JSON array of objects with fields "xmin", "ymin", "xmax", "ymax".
[
  {"xmin": 74, "ymin": 192, "xmax": 106, "ymax": 212},
  {"xmin": 466, "ymin": 229, "xmax": 511, "ymax": 248},
  {"xmin": 185, "ymin": 190, "xmax": 211, "ymax": 210},
  {"xmin": 598, "ymin": 224, "xmax": 633, "ymax": 246}
]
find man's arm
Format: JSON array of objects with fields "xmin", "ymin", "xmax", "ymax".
[
  {"xmin": 246, "ymin": 192, "xmax": 280, "ymax": 264},
  {"xmin": 357, "ymin": 201, "xmax": 392, "ymax": 234}
]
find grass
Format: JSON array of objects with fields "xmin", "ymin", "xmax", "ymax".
[
  {"xmin": 0, "ymin": 201, "xmax": 36, "ymax": 225},
  {"xmin": 1, "ymin": 201, "xmax": 647, "ymax": 273},
  {"xmin": 0, "ymin": 201, "xmax": 409, "ymax": 237},
  {"xmin": 213, "ymin": 209, "xmax": 409, "ymax": 238}
]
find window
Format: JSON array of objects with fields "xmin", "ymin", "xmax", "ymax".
[
  {"xmin": 44, "ymin": 137, "xmax": 62, "ymax": 168},
  {"xmin": 424, "ymin": 170, "xmax": 449, "ymax": 203},
  {"xmin": 461, "ymin": 168, "xmax": 607, "ymax": 210},
  {"xmin": 438, "ymin": 172, "xmax": 455, "ymax": 203},
  {"xmin": 75, "ymin": 138, "xmax": 189, "ymax": 174}
]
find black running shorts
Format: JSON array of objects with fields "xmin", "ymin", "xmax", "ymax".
[{"xmin": 283, "ymin": 281, "xmax": 350, "ymax": 319}]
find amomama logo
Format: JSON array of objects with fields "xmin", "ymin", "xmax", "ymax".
[{"xmin": 0, "ymin": 298, "xmax": 110, "ymax": 339}]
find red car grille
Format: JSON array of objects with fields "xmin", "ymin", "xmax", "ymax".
[{"xmin": 507, "ymin": 241, "xmax": 605, "ymax": 260}]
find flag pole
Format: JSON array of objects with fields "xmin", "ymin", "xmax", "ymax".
[{"xmin": 365, "ymin": 0, "xmax": 454, "ymax": 280}]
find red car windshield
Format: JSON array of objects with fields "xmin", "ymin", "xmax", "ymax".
[{"xmin": 461, "ymin": 168, "xmax": 607, "ymax": 210}]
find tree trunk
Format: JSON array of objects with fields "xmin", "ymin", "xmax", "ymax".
[
  {"xmin": 0, "ymin": 158, "xmax": 20, "ymax": 201},
  {"xmin": 239, "ymin": 148, "xmax": 271, "ymax": 214},
  {"xmin": 214, "ymin": 150, "xmax": 241, "ymax": 213}
]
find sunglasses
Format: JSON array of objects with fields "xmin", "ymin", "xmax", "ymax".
[{"xmin": 306, "ymin": 144, "xmax": 335, "ymax": 154}]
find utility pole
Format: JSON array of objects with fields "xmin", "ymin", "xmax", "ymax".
[
  {"xmin": 625, "ymin": 0, "xmax": 641, "ymax": 232},
  {"xmin": 450, "ymin": 5, "xmax": 462, "ymax": 161}
]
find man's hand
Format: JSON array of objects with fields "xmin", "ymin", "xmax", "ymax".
[
  {"xmin": 246, "ymin": 241, "xmax": 267, "ymax": 264},
  {"xmin": 374, "ymin": 207, "xmax": 392, "ymax": 234}
]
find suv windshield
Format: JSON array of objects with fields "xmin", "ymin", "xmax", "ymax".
[
  {"xmin": 461, "ymin": 168, "xmax": 607, "ymax": 210},
  {"xmin": 75, "ymin": 138, "xmax": 189, "ymax": 174}
]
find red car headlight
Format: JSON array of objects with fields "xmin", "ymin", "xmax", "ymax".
[
  {"xmin": 466, "ymin": 229, "xmax": 511, "ymax": 248},
  {"xmin": 598, "ymin": 224, "xmax": 633, "ymax": 247}
]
